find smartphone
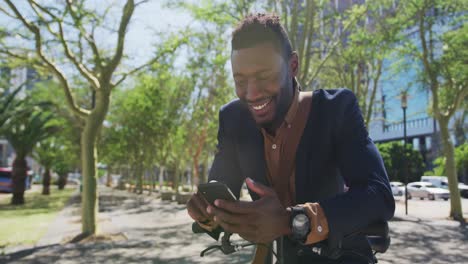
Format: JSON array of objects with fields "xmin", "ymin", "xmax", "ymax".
[{"xmin": 198, "ymin": 181, "xmax": 237, "ymax": 206}]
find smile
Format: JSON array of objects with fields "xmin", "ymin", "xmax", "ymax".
[{"xmin": 250, "ymin": 98, "xmax": 272, "ymax": 111}]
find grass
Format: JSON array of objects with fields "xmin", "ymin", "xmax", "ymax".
[{"xmin": 0, "ymin": 186, "xmax": 76, "ymax": 248}]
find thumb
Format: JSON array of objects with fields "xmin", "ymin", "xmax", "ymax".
[{"xmin": 245, "ymin": 177, "xmax": 275, "ymax": 197}]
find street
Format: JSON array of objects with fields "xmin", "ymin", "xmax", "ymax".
[{"xmin": 1, "ymin": 187, "xmax": 467, "ymax": 264}]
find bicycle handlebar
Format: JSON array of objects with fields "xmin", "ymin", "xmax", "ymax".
[{"xmin": 192, "ymin": 220, "xmax": 390, "ymax": 257}]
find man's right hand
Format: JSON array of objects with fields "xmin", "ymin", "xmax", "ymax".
[{"xmin": 187, "ymin": 192, "xmax": 212, "ymax": 223}]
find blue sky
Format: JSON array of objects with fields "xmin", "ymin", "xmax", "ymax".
[{"xmin": 125, "ymin": 1, "xmax": 193, "ymax": 65}]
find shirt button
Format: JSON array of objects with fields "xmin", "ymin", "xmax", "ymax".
[
  {"xmin": 287, "ymin": 124, "xmax": 291, "ymax": 128},
  {"xmin": 317, "ymin": 225, "xmax": 323, "ymax": 233},
  {"xmin": 272, "ymin": 144, "xmax": 277, "ymax": 150}
]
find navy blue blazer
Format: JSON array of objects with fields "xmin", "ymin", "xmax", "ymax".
[{"xmin": 208, "ymin": 88, "xmax": 395, "ymax": 263}]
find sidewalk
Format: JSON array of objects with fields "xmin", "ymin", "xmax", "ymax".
[
  {"xmin": 0, "ymin": 186, "xmax": 254, "ymax": 264},
  {"xmin": 1, "ymin": 187, "xmax": 467, "ymax": 264}
]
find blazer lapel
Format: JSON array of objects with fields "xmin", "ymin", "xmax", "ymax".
[{"xmin": 236, "ymin": 117, "xmax": 269, "ymax": 200}]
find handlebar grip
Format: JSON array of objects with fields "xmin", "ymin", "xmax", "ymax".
[
  {"xmin": 192, "ymin": 222, "xmax": 223, "ymax": 241},
  {"xmin": 192, "ymin": 222, "xmax": 207, "ymax": 234}
]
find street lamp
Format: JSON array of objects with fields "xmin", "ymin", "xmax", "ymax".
[{"xmin": 401, "ymin": 91, "xmax": 408, "ymax": 215}]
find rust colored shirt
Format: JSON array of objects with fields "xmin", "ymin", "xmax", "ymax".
[{"xmin": 261, "ymin": 86, "xmax": 329, "ymax": 245}]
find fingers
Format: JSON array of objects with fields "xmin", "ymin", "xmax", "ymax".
[
  {"xmin": 245, "ymin": 177, "xmax": 275, "ymax": 197},
  {"xmin": 214, "ymin": 199, "xmax": 256, "ymax": 214},
  {"xmin": 218, "ymin": 221, "xmax": 256, "ymax": 239},
  {"xmin": 187, "ymin": 193, "xmax": 211, "ymax": 221},
  {"xmin": 209, "ymin": 205, "xmax": 250, "ymax": 226}
]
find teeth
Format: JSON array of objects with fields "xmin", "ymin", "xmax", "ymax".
[
  {"xmin": 253, "ymin": 101, "xmax": 269, "ymax": 110},
  {"xmin": 252, "ymin": 101, "xmax": 270, "ymax": 110}
]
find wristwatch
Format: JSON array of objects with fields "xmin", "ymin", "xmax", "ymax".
[{"xmin": 289, "ymin": 206, "xmax": 311, "ymax": 243}]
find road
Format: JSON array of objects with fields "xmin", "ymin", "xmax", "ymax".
[{"xmin": 1, "ymin": 188, "xmax": 467, "ymax": 264}]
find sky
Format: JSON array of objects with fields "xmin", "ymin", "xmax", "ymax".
[
  {"xmin": 0, "ymin": 0, "xmax": 430, "ymax": 124},
  {"xmin": 124, "ymin": 1, "xmax": 193, "ymax": 65}
]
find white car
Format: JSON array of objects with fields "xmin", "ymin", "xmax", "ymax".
[
  {"xmin": 390, "ymin": 181, "xmax": 405, "ymax": 196},
  {"xmin": 407, "ymin": 182, "xmax": 450, "ymax": 200},
  {"xmin": 459, "ymin": 183, "xmax": 468, "ymax": 198},
  {"xmin": 421, "ymin": 176, "xmax": 468, "ymax": 198}
]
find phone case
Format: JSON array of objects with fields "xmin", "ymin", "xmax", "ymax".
[{"xmin": 198, "ymin": 181, "xmax": 237, "ymax": 205}]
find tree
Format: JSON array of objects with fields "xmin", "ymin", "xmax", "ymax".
[
  {"xmin": 318, "ymin": 0, "xmax": 401, "ymax": 126},
  {"xmin": 34, "ymin": 138, "xmax": 59, "ymax": 195},
  {"xmin": 377, "ymin": 141, "xmax": 425, "ymax": 183},
  {"xmin": 101, "ymin": 56, "xmax": 192, "ymax": 193},
  {"xmin": 427, "ymin": 143, "xmax": 468, "ymax": 183},
  {"xmin": 266, "ymin": 0, "xmax": 363, "ymax": 90},
  {"xmin": 0, "ymin": 0, "xmax": 185, "ymax": 235},
  {"xmin": 397, "ymin": 0, "xmax": 467, "ymax": 220},
  {"xmin": 1, "ymin": 107, "xmax": 58, "ymax": 204},
  {"xmin": 171, "ymin": 1, "xmax": 246, "ymax": 187},
  {"xmin": 0, "ymin": 85, "xmax": 24, "ymax": 129},
  {"xmin": 28, "ymin": 81, "xmax": 82, "ymax": 192},
  {"xmin": 183, "ymin": 31, "xmax": 234, "ymax": 187}
]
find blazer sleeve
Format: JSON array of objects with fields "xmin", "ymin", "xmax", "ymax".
[
  {"xmin": 207, "ymin": 108, "xmax": 244, "ymax": 199},
  {"xmin": 319, "ymin": 89, "xmax": 395, "ymax": 249}
]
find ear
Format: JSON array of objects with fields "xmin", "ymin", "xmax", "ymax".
[{"xmin": 289, "ymin": 51, "xmax": 299, "ymax": 77}]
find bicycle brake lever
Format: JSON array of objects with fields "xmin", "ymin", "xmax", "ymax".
[{"xmin": 200, "ymin": 245, "xmax": 223, "ymax": 257}]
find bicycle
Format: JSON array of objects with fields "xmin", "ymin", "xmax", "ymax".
[{"xmin": 192, "ymin": 220, "xmax": 390, "ymax": 264}]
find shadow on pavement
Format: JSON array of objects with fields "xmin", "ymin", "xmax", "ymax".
[
  {"xmin": 0, "ymin": 239, "xmax": 252, "ymax": 264},
  {"xmin": 380, "ymin": 219, "xmax": 468, "ymax": 264},
  {"xmin": 0, "ymin": 244, "xmax": 59, "ymax": 263}
]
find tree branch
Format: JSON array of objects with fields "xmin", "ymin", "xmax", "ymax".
[
  {"xmin": 28, "ymin": 0, "xmax": 100, "ymax": 90},
  {"xmin": 0, "ymin": 5, "xmax": 16, "ymax": 19},
  {"xmin": 65, "ymin": 0, "xmax": 102, "ymax": 71},
  {"xmin": 448, "ymin": 85, "xmax": 467, "ymax": 118},
  {"xmin": 4, "ymin": 0, "xmax": 89, "ymax": 118},
  {"xmin": 112, "ymin": 36, "xmax": 186, "ymax": 89},
  {"xmin": 104, "ymin": 0, "xmax": 136, "ymax": 86},
  {"xmin": 304, "ymin": 6, "xmax": 367, "ymax": 88}
]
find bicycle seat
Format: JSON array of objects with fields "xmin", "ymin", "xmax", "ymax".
[{"xmin": 360, "ymin": 221, "xmax": 390, "ymax": 254}]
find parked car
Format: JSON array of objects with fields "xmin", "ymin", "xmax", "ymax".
[
  {"xmin": 459, "ymin": 183, "xmax": 468, "ymax": 198},
  {"xmin": 0, "ymin": 167, "xmax": 32, "ymax": 193},
  {"xmin": 421, "ymin": 176, "xmax": 468, "ymax": 198},
  {"xmin": 390, "ymin": 181, "xmax": 405, "ymax": 196},
  {"xmin": 407, "ymin": 181, "xmax": 450, "ymax": 200}
]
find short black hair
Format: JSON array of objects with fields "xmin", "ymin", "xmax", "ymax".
[{"xmin": 231, "ymin": 13, "xmax": 293, "ymax": 61}]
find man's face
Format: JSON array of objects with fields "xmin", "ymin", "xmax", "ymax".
[{"xmin": 231, "ymin": 42, "xmax": 291, "ymax": 126}]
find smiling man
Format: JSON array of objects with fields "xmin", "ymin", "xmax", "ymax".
[{"xmin": 187, "ymin": 13, "xmax": 395, "ymax": 264}]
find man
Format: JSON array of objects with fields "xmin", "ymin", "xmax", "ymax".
[{"xmin": 187, "ymin": 13, "xmax": 395, "ymax": 264}]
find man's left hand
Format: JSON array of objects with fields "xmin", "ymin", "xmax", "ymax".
[{"xmin": 206, "ymin": 178, "xmax": 291, "ymax": 244}]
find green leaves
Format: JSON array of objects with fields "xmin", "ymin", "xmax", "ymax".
[
  {"xmin": 1, "ymin": 104, "xmax": 58, "ymax": 158},
  {"xmin": 377, "ymin": 141, "xmax": 425, "ymax": 183}
]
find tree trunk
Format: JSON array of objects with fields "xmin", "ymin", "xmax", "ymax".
[
  {"xmin": 136, "ymin": 165, "xmax": 143, "ymax": 194},
  {"xmin": 151, "ymin": 167, "xmax": 156, "ymax": 193},
  {"xmin": 106, "ymin": 166, "xmax": 112, "ymax": 187},
  {"xmin": 81, "ymin": 91, "xmax": 110, "ymax": 236},
  {"xmin": 58, "ymin": 173, "xmax": 67, "ymax": 190},
  {"xmin": 192, "ymin": 156, "xmax": 199, "ymax": 189},
  {"xmin": 438, "ymin": 117, "xmax": 463, "ymax": 221},
  {"xmin": 174, "ymin": 166, "xmax": 180, "ymax": 194},
  {"xmin": 42, "ymin": 167, "xmax": 51, "ymax": 195},
  {"xmin": 158, "ymin": 166, "xmax": 165, "ymax": 191},
  {"xmin": 11, "ymin": 156, "xmax": 27, "ymax": 205}
]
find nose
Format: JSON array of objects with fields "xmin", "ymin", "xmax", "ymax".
[{"xmin": 246, "ymin": 79, "xmax": 263, "ymax": 103}]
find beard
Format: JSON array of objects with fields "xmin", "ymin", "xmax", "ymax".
[{"xmin": 261, "ymin": 76, "xmax": 294, "ymax": 130}]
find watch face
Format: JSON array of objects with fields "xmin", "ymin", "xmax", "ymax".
[{"xmin": 293, "ymin": 214, "xmax": 309, "ymax": 235}]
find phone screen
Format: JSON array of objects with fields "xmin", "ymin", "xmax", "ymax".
[{"xmin": 198, "ymin": 181, "xmax": 237, "ymax": 205}]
